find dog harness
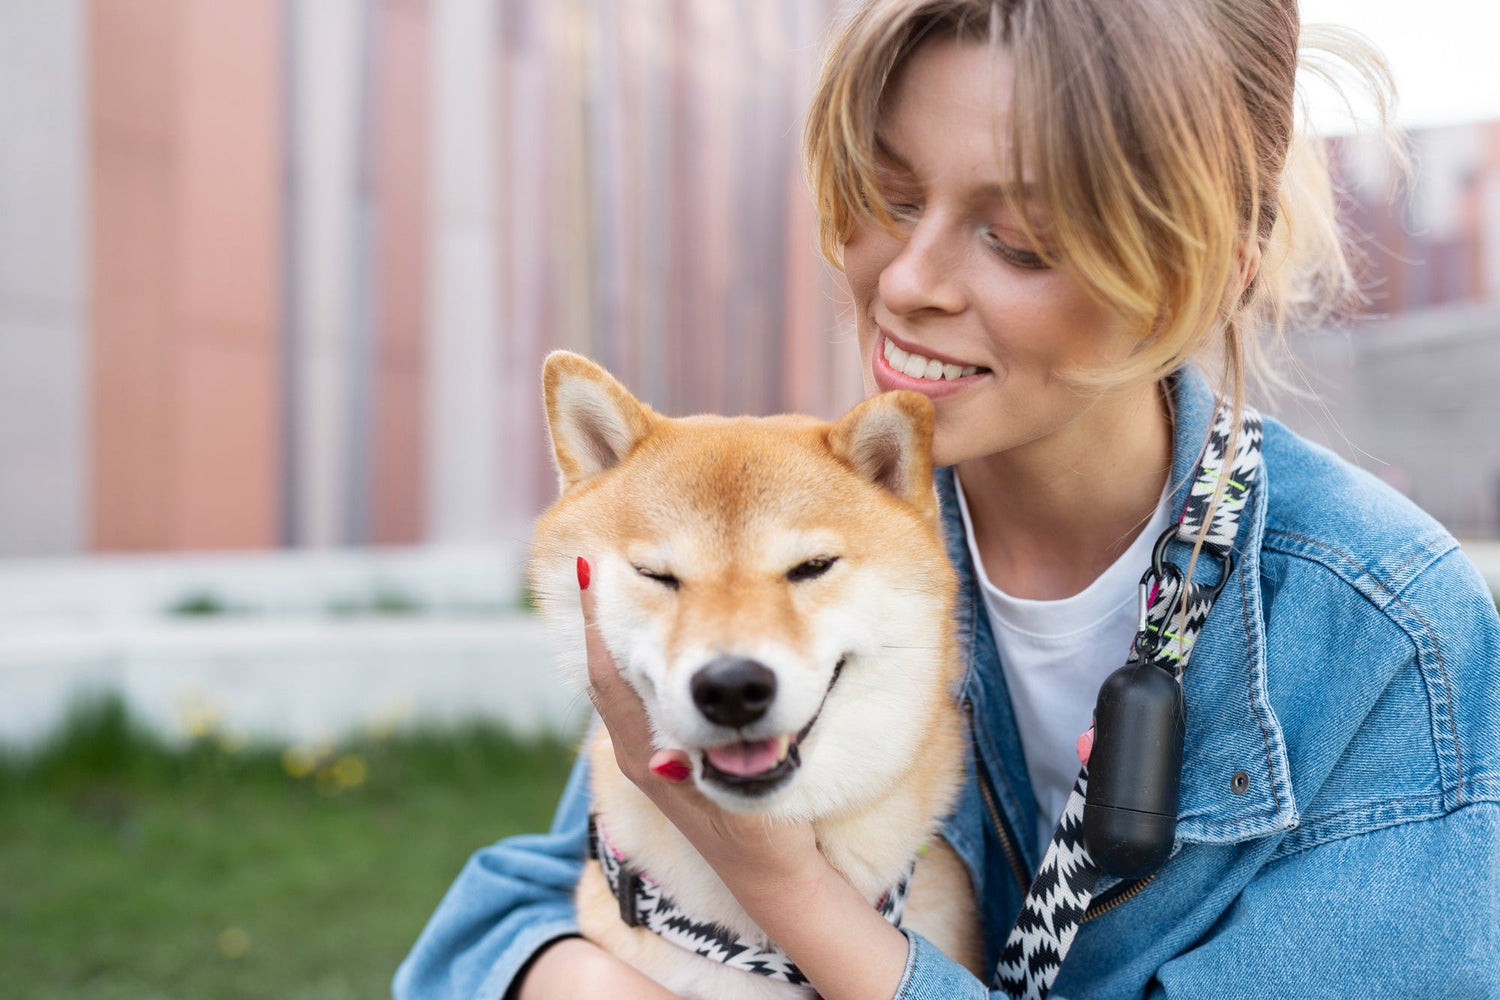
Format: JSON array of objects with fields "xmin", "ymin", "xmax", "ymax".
[
  {"xmin": 995, "ymin": 400, "xmax": 1264, "ymax": 1000},
  {"xmin": 589, "ymin": 815, "xmax": 912, "ymax": 988}
]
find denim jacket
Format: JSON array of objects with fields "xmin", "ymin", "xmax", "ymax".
[{"xmin": 395, "ymin": 369, "xmax": 1500, "ymax": 999}]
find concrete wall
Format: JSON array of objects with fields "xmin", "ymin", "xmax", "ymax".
[
  {"xmin": 0, "ymin": 543, "xmax": 586, "ymax": 749},
  {"xmin": 0, "ymin": 616, "xmax": 579, "ymax": 750}
]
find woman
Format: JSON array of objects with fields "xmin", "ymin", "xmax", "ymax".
[{"xmin": 397, "ymin": 1, "xmax": 1500, "ymax": 996}]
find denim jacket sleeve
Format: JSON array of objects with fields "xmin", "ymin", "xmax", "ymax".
[{"xmin": 393, "ymin": 752, "xmax": 591, "ymax": 1000}]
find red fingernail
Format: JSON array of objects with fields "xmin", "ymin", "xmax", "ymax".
[
  {"xmin": 651, "ymin": 760, "xmax": 690, "ymax": 782},
  {"xmin": 577, "ymin": 557, "xmax": 591, "ymax": 591}
]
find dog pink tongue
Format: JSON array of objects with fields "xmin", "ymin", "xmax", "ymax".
[{"xmin": 705, "ymin": 739, "xmax": 783, "ymax": 777}]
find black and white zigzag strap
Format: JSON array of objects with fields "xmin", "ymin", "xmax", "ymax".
[
  {"xmin": 995, "ymin": 401, "xmax": 1263, "ymax": 1000},
  {"xmin": 589, "ymin": 815, "xmax": 912, "ymax": 987}
]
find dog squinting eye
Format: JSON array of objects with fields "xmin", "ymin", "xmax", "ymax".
[
  {"xmin": 787, "ymin": 557, "xmax": 838, "ymax": 583},
  {"xmin": 634, "ymin": 566, "xmax": 680, "ymax": 590}
]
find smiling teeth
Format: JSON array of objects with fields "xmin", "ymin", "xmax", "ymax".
[{"xmin": 884, "ymin": 338, "xmax": 978, "ymax": 381}]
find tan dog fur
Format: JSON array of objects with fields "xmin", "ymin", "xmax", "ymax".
[{"xmin": 530, "ymin": 351, "xmax": 981, "ymax": 1000}]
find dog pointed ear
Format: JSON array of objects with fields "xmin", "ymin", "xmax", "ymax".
[
  {"xmin": 542, "ymin": 351, "xmax": 656, "ymax": 493},
  {"xmin": 828, "ymin": 391, "xmax": 937, "ymax": 518}
]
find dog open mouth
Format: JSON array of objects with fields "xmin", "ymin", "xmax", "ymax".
[{"xmin": 698, "ymin": 656, "xmax": 846, "ymax": 797}]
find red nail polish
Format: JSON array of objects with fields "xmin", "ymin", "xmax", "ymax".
[
  {"xmin": 577, "ymin": 557, "xmax": 591, "ymax": 591},
  {"xmin": 651, "ymin": 759, "xmax": 690, "ymax": 782}
]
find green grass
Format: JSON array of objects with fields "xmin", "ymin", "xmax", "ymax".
[{"xmin": 0, "ymin": 697, "xmax": 580, "ymax": 1000}]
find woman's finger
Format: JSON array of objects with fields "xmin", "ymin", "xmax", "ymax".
[
  {"xmin": 577, "ymin": 557, "xmax": 691, "ymax": 788},
  {"xmin": 577, "ymin": 558, "xmax": 630, "ymax": 704}
]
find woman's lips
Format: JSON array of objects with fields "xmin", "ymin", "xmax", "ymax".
[{"xmin": 871, "ymin": 331, "xmax": 988, "ymax": 396}]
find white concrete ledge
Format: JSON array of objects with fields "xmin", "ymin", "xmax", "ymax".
[
  {"xmin": 0, "ymin": 614, "xmax": 582, "ymax": 750},
  {"xmin": 0, "ymin": 544, "xmax": 525, "ymax": 624}
]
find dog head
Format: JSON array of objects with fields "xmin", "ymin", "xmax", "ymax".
[{"xmin": 530, "ymin": 351, "xmax": 958, "ymax": 821}]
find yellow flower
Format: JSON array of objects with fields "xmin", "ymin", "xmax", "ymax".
[
  {"xmin": 332, "ymin": 754, "xmax": 368, "ymax": 789},
  {"xmin": 217, "ymin": 927, "xmax": 251, "ymax": 959},
  {"xmin": 281, "ymin": 745, "xmax": 318, "ymax": 779}
]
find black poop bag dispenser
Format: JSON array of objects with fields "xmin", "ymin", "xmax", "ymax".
[{"xmin": 1081, "ymin": 659, "xmax": 1185, "ymax": 879}]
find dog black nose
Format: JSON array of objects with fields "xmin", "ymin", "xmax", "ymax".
[{"xmin": 691, "ymin": 657, "xmax": 777, "ymax": 728}]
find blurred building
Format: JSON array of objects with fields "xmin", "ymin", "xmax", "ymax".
[
  {"xmin": 1, "ymin": 3, "xmax": 1497, "ymax": 558},
  {"xmin": 0, "ymin": 0, "xmax": 852, "ymax": 557},
  {"xmin": 1278, "ymin": 123, "xmax": 1500, "ymax": 537},
  {"xmin": 1334, "ymin": 121, "xmax": 1500, "ymax": 311}
]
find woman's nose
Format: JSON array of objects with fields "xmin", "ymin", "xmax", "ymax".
[{"xmin": 878, "ymin": 219, "xmax": 966, "ymax": 317}]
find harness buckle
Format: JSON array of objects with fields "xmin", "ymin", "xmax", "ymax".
[{"xmin": 616, "ymin": 868, "xmax": 643, "ymax": 927}]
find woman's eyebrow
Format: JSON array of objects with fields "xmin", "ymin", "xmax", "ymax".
[
  {"xmin": 874, "ymin": 136, "xmax": 1037, "ymax": 202},
  {"xmin": 975, "ymin": 180, "xmax": 1038, "ymax": 202}
]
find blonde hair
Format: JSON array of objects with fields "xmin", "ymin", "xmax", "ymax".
[{"xmin": 803, "ymin": 0, "xmax": 1398, "ymax": 409}]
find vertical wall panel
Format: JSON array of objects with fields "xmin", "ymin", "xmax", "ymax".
[
  {"xmin": 170, "ymin": 0, "xmax": 283, "ymax": 549},
  {"xmin": 90, "ymin": 0, "xmax": 180, "ymax": 550},
  {"xmin": 370, "ymin": 0, "xmax": 430, "ymax": 545},
  {"xmin": 0, "ymin": 0, "xmax": 88, "ymax": 555},
  {"xmin": 426, "ymin": 0, "xmax": 503, "ymax": 544},
  {"xmin": 288, "ymin": 0, "xmax": 368, "ymax": 547},
  {"xmin": 91, "ymin": 0, "xmax": 281, "ymax": 552},
  {"xmin": 498, "ymin": 0, "xmax": 551, "ymax": 522}
]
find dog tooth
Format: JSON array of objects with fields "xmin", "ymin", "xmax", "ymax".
[
  {"xmin": 923, "ymin": 358, "xmax": 945, "ymax": 380},
  {"xmin": 943, "ymin": 363, "xmax": 962, "ymax": 380},
  {"xmin": 961, "ymin": 365, "xmax": 977, "ymax": 376}
]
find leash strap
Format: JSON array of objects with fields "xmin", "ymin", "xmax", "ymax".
[
  {"xmin": 995, "ymin": 401, "xmax": 1263, "ymax": 1000},
  {"xmin": 589, "ymin": 815, "xmax": 911, "ymax": 987}
]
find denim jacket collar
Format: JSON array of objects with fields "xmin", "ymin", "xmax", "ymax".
[{"xmin": 938, "ymin": 367, "xmax": 1299, "ymax": 861}]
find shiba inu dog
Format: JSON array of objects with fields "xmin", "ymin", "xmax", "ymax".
[{"xmin": 529, "ymin": 352, "xmax": 981, "ymax": 1000}]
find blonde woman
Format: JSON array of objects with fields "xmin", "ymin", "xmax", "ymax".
[{"xmin": 398, "ymin": 1, "xmax": 1500, "ymax": 996}]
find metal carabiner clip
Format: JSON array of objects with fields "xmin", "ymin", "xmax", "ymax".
[{"xmin": 1149, "ymin": 525, "xmax": 1235, "ymax": 603}]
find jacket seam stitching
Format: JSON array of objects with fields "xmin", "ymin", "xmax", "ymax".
[
  {"xmin": 1261, "ymin": 530, "xmax": 1465, "ymax": 799},
  {"xmin": 1291, "ymin": 779, "xmax": 1500, "ymax": 836},
  {"xmin": 1269, "ymin": 789, "xmax": 1500, "ymax": 861},
  {"xmin": 1386, "ymin": 541, "xmax": 1434, "ymax": 589}
]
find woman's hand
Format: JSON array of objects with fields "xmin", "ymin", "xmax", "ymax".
[
  {"xmin": 574, "ymin": 558, "xmax": 911, "ymax": 1000},
  {"xmin": 576, "ymin": 557, "xmax": 821, "ymax": 893}
]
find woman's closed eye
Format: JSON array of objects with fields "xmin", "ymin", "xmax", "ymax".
[
  {"xmin": 981, "ymin": 227, "xmax": 1050, "ymax": 270},
  {"xmin": 877, "ymin": 191, "xmax": 923, "ymax": 223}
]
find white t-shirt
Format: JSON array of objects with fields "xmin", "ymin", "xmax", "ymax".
[{"xmin": 954, "ymin": 474, "xmax": 1173, "ymax": 855}]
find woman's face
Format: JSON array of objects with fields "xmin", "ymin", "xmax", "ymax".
[{"xmin": 843, "ymin": 38, "xmax": 1149, "ymax": 468}]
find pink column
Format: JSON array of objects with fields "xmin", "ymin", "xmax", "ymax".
[
  {"xmin": 91, "ymin": 0, "xmax": 283, "ymax": 551},
  {"xmin": 90, "ymin": 0, "xmax": 178, "ymax": 549},
  {"xmin": 371, "ymin": 0, "xmax": 430, "ymax": 545}
]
